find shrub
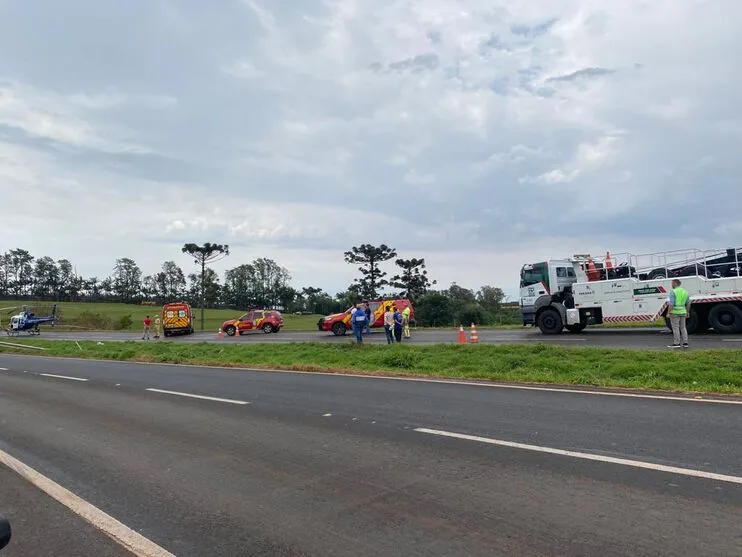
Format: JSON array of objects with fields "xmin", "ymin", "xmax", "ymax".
[
  {"xmin": 114, "ymin": 314, "xmax": 134, "ymax": 330},
  {"xmin": 68, "ymin": 311, "xmax": 112, "ymax": 330}
]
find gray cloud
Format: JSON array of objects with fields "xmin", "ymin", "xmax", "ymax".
[
  {"xmin": 370, "ymin": 53, "xmax": 440, "ymax": 73},
  {"xmin": 0, "ymin": 0, "xmax": 740, "ymax": 297},
  {"xmin": 546, "ymin": 67, "xmax": 615, "ymax": 82},
  {"xmin": 510, "ymin": 18, "xmax": 559, "ymax": 39}
]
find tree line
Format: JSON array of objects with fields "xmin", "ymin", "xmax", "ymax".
[{"xmin": 0, "ymin": 245, "xmax": 519, "ymax": 326}]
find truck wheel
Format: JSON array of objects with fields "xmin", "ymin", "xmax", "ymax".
[
  {"xmin": 537, "ymin": 308, "xmax": 563, "ymax": 335},
  {"xmin": 262, "ymin": 323, "xmax": 274, "ymax": 334},
  {"xmin": 331, "ymin": 322, "xmax": 347, "ymax": 336},
  {"xmin": 566, "ymin": 322, "xmax": 586, "ymax": 333},
  {"xmin": 648, "ymin": 269, "xmax": 668, "ymax": 280},
  {"xmin": 225, "ymin": 325, "xmax": 237, "ymax": 336},
  {"xmin": 708, "ymin": 303, "xmax": 742, "ymax": 334}
]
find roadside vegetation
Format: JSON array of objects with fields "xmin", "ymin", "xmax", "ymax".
[
  {"xmin": 0, "ymin": 340, "xmax": 739, "ymax": 395},
  {"xmin": 0, "ymin": 301, "xmax": 321, "ymax": 332},
  {"xmin": 0, "ymin": 300, "xmax": 665, "ymax": 333}
]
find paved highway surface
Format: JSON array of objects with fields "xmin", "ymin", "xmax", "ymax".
[
  {"xmin": 1, "ymin": 354, "xmax": 741, "ymax": 556},
  {"xmin": 19, "ymin": 326, "xmax": 742, "ymax": 349}
]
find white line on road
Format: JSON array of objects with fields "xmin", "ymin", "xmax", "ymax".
[
  {"xmin": 415, "ymin": 427, "xmax": 742, "ymax": 485},
  {"xmin": 0, "ymin": 447, "xmax": 175, "ymax": 557},
  {"xmin": 0, "ymin": 367, "xmax": 8, "ymax": 371},
  {"xmin": 145, "ymin": 388, "xmax": 249, "ymax": 405},
  {"xmin": 40, "ymin": 373, "xmax": 88, "ymax": 382}
]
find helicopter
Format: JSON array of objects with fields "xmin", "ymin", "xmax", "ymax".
[{"xmin": 4, "ymin": 304, "xmax": 57, "ymax": 336}]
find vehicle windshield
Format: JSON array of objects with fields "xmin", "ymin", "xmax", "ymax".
[{"xmin": 520, "ymin": 262, "xmax": 548, "ymax": 288}]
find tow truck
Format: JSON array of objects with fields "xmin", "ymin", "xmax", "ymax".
[{"xmin": 520, "ymin": 247, "xmax": 742, "ymax": 335}]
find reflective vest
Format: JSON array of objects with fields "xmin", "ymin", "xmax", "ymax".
[{"xmin": 671, "ymin": 287, "xmax": 689, "ymax": 315}]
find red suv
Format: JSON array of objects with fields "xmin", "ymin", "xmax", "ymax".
[
  {"xmin": 222, "ymin": 309, "xmax": 284, "ymax": 336},
  {"xmin": 317, "ymin": 299, "xmax": 414, "ymax": 336}
]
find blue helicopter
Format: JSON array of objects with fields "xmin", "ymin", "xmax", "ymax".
[{"xmin": 4, "ymin": 304, "xmax": 57, "ymax": 336}]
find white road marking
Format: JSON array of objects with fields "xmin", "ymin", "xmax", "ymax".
[
  {"xmin": 722, "ymin": 338, "xmax": 742, "ymax": 342},
  {"xmin": 0, "ymin": 447, "xmax": 175, "ymax": 556},
  {"xmin": 40, "ymin": 373, "xmax": 88, "ymax": 382},
  {"xmin": 415, "ymin": 427, "xmax": 742, "ymax": 485},
  {"xmin": 322, "ymin": 413, "xmax": 332, "ymax": 417},
  {"xmin": 4, "ymin": 354, "xmax": 742, "ymax": 405},
  {"xmin": 0, "ymin": 367, "xmax": 8, "ymax": 371},
  {"xmin": 145, "ymin": 388, "xmax": 249, "ymax": 405}
]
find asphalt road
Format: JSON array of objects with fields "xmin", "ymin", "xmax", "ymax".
[
  {"xmin": 18, "ymin": 325, "xmax": 742, "ymax": 349},
  {"xmin": 1, "ymin": 354, "xmax": 741, "ymax": 556}
]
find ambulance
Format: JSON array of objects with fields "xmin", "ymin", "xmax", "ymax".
[{"xmin": 162, "ymin": 302, "xmax": 194, "ymax": 336}]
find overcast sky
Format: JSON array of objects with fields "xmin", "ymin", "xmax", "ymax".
[{"xmin": 1, "ymin": 0, "xmax": 740, "ymax": 300}]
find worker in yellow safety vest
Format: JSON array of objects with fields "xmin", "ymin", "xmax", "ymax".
[
  {"xmin": 667, "ymin": 279, "xmax": 690, "ymax": 348},
  {"xmin": 402, "ymin": 306, "xmax": 411, "ymax": 338}
]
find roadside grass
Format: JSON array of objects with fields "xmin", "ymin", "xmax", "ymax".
[
  {"xmin": 0, "ymin": 300, "xmax": 321, "ymax": 332},
  {"xmin": 1, "ymin": 340, "xmax": 740, "ymax": 395}
]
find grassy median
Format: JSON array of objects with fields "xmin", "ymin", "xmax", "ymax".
[{"xmin": 1, "ymin": 340, "xmax": 741, "ymax": 395}]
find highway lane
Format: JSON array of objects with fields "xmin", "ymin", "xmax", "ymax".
[
  {"xmin": 1, "ymin": 357, "xmax": 741, "ymax": 556},
  {"xmin": 25, "ymin": 325, "xmax": 742, "ymax": 349}
]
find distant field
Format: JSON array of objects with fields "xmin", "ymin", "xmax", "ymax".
[{"xmin": 0, "ymin": 301, "xmax": 321, "ymax": 332}]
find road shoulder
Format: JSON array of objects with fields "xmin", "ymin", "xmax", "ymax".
[{"xmin": 0, "ymin": 464, "xmax": 133, "ymax": 557}]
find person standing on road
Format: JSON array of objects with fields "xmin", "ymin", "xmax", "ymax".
[
  {"xmin": 667, "ymin": 279, "xmax": 690, "ymax": 348},
  {"xmin": 383, "ymin": 304, "xmax": 394, "ymax": 344},
  {"xmin": 402, "ymin": 306, "xmax": 411, "ymax": 338},
  {"xmin": 392, "ymin": 305, "xmax": 404, "ymax": 343},
  {"xmin": 364, "ymin": 302, "xmax": 372, "ymax": 336},
  {"xmin": 142, "ymin": 315, "xmax": 152, "ymax": 340},
  {"xmin": 351, "ymin": 303, "xmax": 367, "ymax": 344},
  {"xmin": 154, "ymin": 315, "xmax": 161, "ymax": 339}
]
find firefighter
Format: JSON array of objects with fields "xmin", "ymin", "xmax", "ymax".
[{"xmin": 402, "ymin": 306, "xmax": 411, "ymax": 338}]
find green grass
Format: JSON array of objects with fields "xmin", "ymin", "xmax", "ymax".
[
  {"xmin": 0, "ymin": 300, "xmax": 321, "ymax": 332},
  {"xmin": 1, "ymin": 340, "xmax": 740, "ymax": 395}
]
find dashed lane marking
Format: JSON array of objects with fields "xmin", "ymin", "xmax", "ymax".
[
  {"xmin": 39, "ymin": 373, "xmax": 88, "ymax": 382},
  {"xmin": 145, "ymin": 388, "xmax": 249, "ymax": 405}
]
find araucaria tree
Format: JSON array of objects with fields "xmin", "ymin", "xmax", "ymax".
[
  {"xmin": 391, "ymin": 258, "xmax": 436, "ymax": 301},
  {"xmin": 343, "ymin": 244, "xmax": 397, "ymax": 299},
  {"xmin": 182, "ymin": 242, "xmax": 229, "ymax": 330}
]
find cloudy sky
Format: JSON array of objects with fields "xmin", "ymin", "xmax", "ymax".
[{"xmin": 1, "ymin": 0, "xmax": 739, "ymax": 300}]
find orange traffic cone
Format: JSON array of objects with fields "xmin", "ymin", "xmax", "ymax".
[
  {"xmin": 457, "ymin": 325, "xmax": 466, "ymax": 344},
  {"xmin": 469, "ymin": 323, "xmax": 479, "ymax": 344},
  {"xmin": 587, "ymin": 256, "xmax": 600, "ymax": 281},
  {"xmin": 217, "ymin": 328, "xmax": 224, "ymax": 339},
  {"xmin": 605, "ymin": 251, "xmax": 613, "ymax": 270}
]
